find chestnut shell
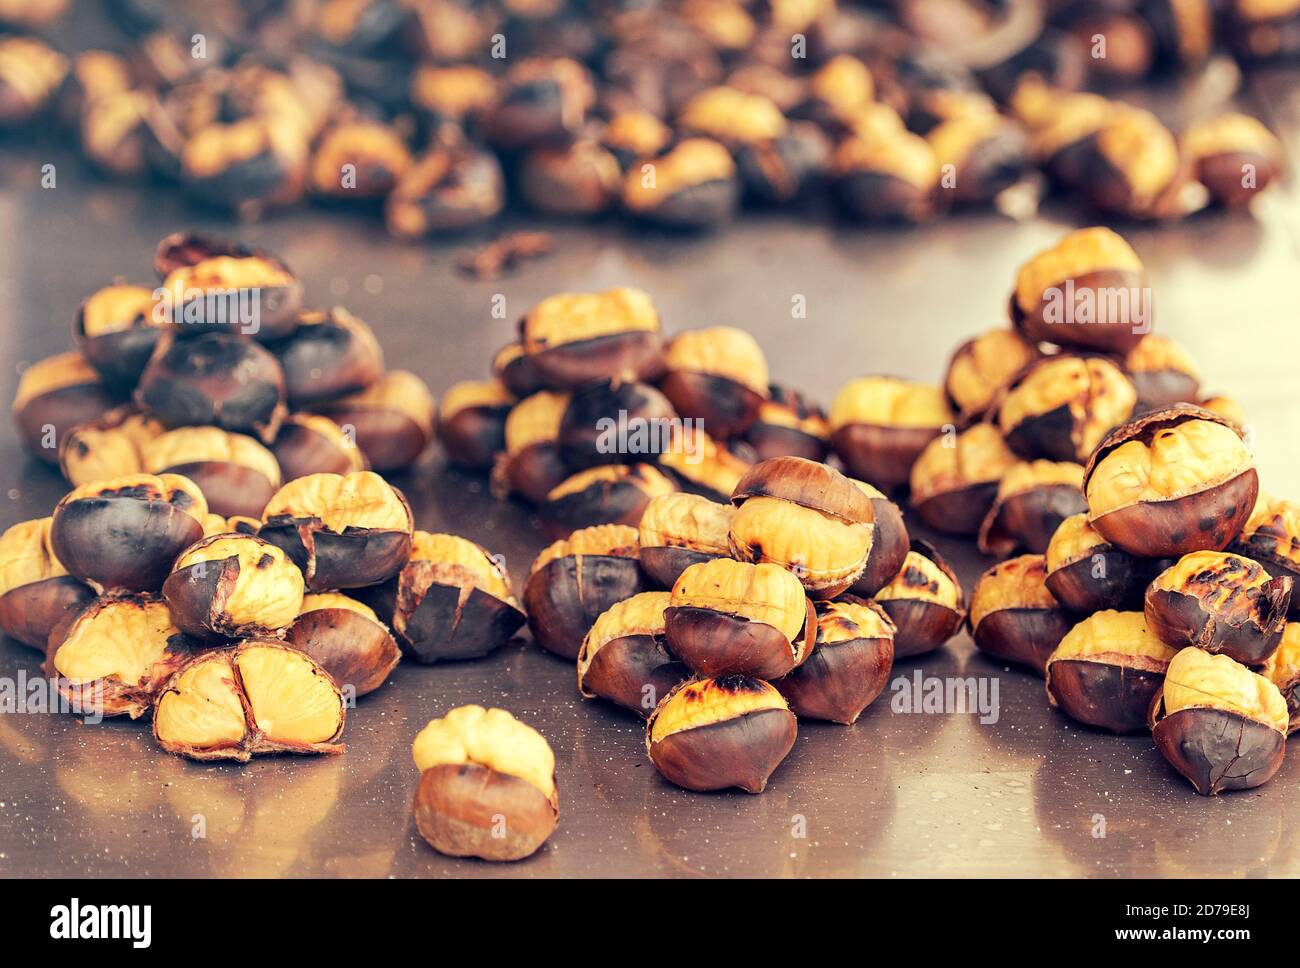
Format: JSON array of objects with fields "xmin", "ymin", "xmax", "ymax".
[
  {"xmin": 578, "ymin": 632, "xmax": 690, "ymax": 718},
  {"xmin": 1044, "ymin": 549, "xmax": 1155, "ymax": 614},
  {"xmin": 979, "ymin": 483, "xmax": 1088, "ymax": 557},
  {"xmin": 775, "ymin": 619, "xmax": 893, "ymax": 724},
  {"xmin": 1150, "ymin": 700, "xmax": 1286, "ymax": 796},
  {"xmin": 659, "ymin": 370, "xmax": 765, "ymax": 440},
  {"xmin": 832, "ymin": 423, "xmax": 941, "ymax": 492},
  {"xmin": 1010, "ymin": 268, "xmax": 1149, "ymax": 355},
  {"xmin": 525, "ymin": 330, "xmax": 666, "ymax": 391},
  {"xmin": 0, "ymin": 577, "xmax": 96, "ymax": 652},
  {"xmin": 51, "ymin": 492, "xmax": 206, "ymax": 592},
  {"xmin": 524, "ymin": 554, "xmax": 646, "ymax": 661},
  {"xmin": 155, "ymin": 460, "xmax": 277, "ymax": 520},
  {"xmin": 285, "ymin": 607, "xmax": 401, "ymax": 696},
  {"xmin": 1144, "ymin": 576, "xmax": 1291, "ymax": 666},
  {"xmin": 663, "ymin": 597, "xmax": 817, "ymax": 680},
  {"xmin": 258, "ymin": 514, "xmax": 412, "ymax": 593},
  {"xmin": 913, "ymin": 481, "xmax": 999, "ymax": 537},
  {"xmin": 1046, "ymin": 658, "xmax": 1165, "ymax": 734},
  {"xmin": 413, "ymin": 762, "xmax": 559, "ymax": 862},
  {"xmin": 850, "ymin": 495, "xmax": 909, "ymax": 598},
  {"xmin": 438, "ymin": 403, "xmax": 509, "ymax": 470},
  {"xmin": 13, "ymin": 381, "xmax": 118, "ymax": 466},
  {"xmin": 647, "ymin": 702, "xmax": 797, "ymax": 794},
  {"xmin": 638, "ymin": 546, "xmax": 724, "ymax": 590},
  {"xmin": 972, "ymin": 608, "xmax": 1073, "ymax": 676},
  {"xmin": 315, "ymin": 401, "xmax": 431, "ymax": 472}
]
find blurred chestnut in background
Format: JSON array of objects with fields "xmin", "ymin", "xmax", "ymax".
[{"xmin": 12, "ymin": 352, "xmax": 116, "ymax": 464}]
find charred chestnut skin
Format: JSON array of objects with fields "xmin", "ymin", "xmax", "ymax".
[
  {"xmin": 639, "ymin": 546, "xmax": 724, "ymax": 590},
  {"xmin": 1144, "ymin": 565, "xmax": 1291, "ymax": 666},
  {"xmin": 438, "ymin": 397, "xmax": 510, "ymax": 471},
  {"xmin": 875, "ymin": 540, "xmax": 965, "ymax": 660},
  {"xmin": 270, "ymin": 309, "xmax": 383, "ymax": 408},
  {"xmin": 1150, "ymin": 699, "xmax": 1286, "ymax": 796},
  {"xmin": 527, "ymin": 331, "xmax": 666, "ymax": 392},
  {"xmin": 558, "ymin": 380, "xmax": 677, "ymax": 468},
  {"xmin": 414, "ymin": 763, "xmax": 559, "ymax": 862},
  {"xmin": 850, "ymin": 493, "xmax": 909, "ymax": 598},
  {"xmin": 74, "ymin": 303, "xmax": 164, "ymax": 393},
  {"xmin": 659, "ymin": 371, "xmax": 765, "ymax": 441},
  {"xmin": 524, "ymin": 554, "xmax": 646, "ymax": 661},
  {"xmin": 980, "ymin": 484, "xmax": 1087, "ymax": 558},
  {"xmin": 285, "ymin": 606, "xmax": 401, "ymax": 696},
  {"xmin": 541, "ymin": 465, "xmax": 673, "ymax": 540},
  {"xmin": 775, "ymin": 597, "xmax": 894, "ymax": 724},
  {"xmin": 0, "ymin": 577, "xmax": 96, "ymax": 652},
  {"xmin": 272, "ymin": 415, "xmax": 366, "ymax": 481}
]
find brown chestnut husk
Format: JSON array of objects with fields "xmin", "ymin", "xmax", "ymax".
[
  {"xmin": 73, "ymin": 284, "xmax": 166, "ymax": 392},
  {"xmin": 744, "ymin": 384, "xmax": 829, "ymax": 463},
  {"xmin": 622, "ymin": 138, "xmax": 741, "ymax": 229},
  {"xmin": 12, "ymin": 352, "xmax": 117, "ymax": 465},
  {"xmin": 270, "ymin": 307, "xmax": 384, "ymax": 408},
  {"xmin": 848, "ymin": 481, "xmax": 909, "ymax": 598},
  {"xmin": 775, "ymin": 595, "xmax": 894, "ymax": 724},
  {"xmin": 437, "ymin": 380, "xmax": 513, "ymax": 470},
  {"xmin": 968, "ymin": 555, "xmax": 1071, "ymax": 675},
  {"xmin": 646, "ymin": 675, "xmax": 798, "ymax": 794},
  {"xmin": 314, "ymin": 370, "xmax": 436, "ymax": 472},
  {"xmin": 1044, "ymin": 512, "xmax": 1155, "ymax": 614},
  {"xmin": 542, "ymin": 463, "xmax": 677, "ymax": 540},
  {"xmin": 659, "ymin": 327, "xmax": 769, "ymax": 439},
  {"xmin": 271, "ymin": 413, "xmax": 368, "ymax": 482},
  {"xmin": 163, "ymin": 532, "xmax": 305, "ymax": 641},
  {"xmin": 577, "ymin": 591, "xmax": 690, "ymax": 717},
  {"xmin": 519, "ymin": 287, "xmax": 665, "ymax": 390},
  {"xmin": 829, "ymin": 376, "xmax": 953, "ymax": 492},
  {"xmin": 872, "ymin": 540, "xmax": 965, "ymax": 660},
  {"xmin": 977, "ymin": 460, "xmax": 1087, "ymax": 557},
  {"xmin": 285, "ymin": 593, "xmax": 400, "ymax": 696},
  {"xmin": 908, "ymin": 423, "xmax": 1016, "ymax": 536}
]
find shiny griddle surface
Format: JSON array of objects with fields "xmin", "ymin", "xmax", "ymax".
[{"xmin": 1, "ymin": 82, "xmax": 1298, "ymax": 876}]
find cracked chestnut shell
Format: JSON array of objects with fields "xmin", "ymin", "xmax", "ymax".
[
  {"xmin": 271, "ymin": 308, "xmax": 384, "ymax": 408},
  {"xmin": 153, "ymin": 232, "xmax": 302, "ymax": 341},
  {"xmin": 73, "ymin": 284, "xmax": 165, "ymax": 393},
  {"xmin": 163, "ymin": 533, "xmax": 305, "ymax": 641},
  {"xmin": 1125, "ymin": 335, "xmax": 1200, "ymax": 414},
  {"xmin": 622, "ymin": 138, "xmax": 741, "ymax": 229},
  {"xmin": 728, "ymin": 456, "xmax": 875, "ymax": 599},
  {"xmin": 978, "ymin": 460, "xmax": 1087, "ymax": 557},
  {"xmin": 0, "ymin": 517, "xmax": 95, "ymax": 651},
  {"xmin": 12, "ymin": 352, "xmax": 116, "ymax": 465},
  {"xmin": 51, "ymin": 473, "xmax": 209, "ymax": 593},
  {"xmin": 1044, "ymin": 610, "xmax": 1176, "ymax": 734},
  {"xmin": 354, "ymin": 532, "xmax": 523, "ymax": 664},
  {"xmin": 908, "ymin": 423, "xmax": 1016, "ymax": 536},
  {"xmin": 997, "ymin": 354, "xmax": 1136, "ymax": 464},
  {"xmin": 153, "ymin": 640, "xmax": 346, "ymax": 763},
  {"xmin": 1044, "ymin": 512, "xmax": 1157, "ymax": 613},
  {"xmin": 872, "ymin": 540, "xmax": 965, "ymax": 659},
  {"xmin": 1231, "ymin": 494, "xmax": 1300, "ymax": 619},
  {"xmin": 637, "ymin": 492, "xmax": 733, "ymax": 589},
  {"xmin": 665, "ymin": 557, "xmax": 816, "ymax": 679},
  {"xmin": 258, "ymin": 471, "xmax": 413, "ymax": 592},
  {"xmin": 1144, "ymin": 551, "xmax": 1291, "ymax": 665},
  {"xmin": 136, "ymin": 333, "xmax": 288, "ymax": 444},
  {"xmin": 1150, "ymin": 648, "xmax": 1287, "ymax": 796},
  {"xmin": 943, "ymin": 329, "xmax": 1041, "ymax": 423},
  {"xmin": 744, "ymin": 384, "xmax": 829, "ymax": 462},
  {"xmin": 558, "ymin": 378, "xmax": 677, "ymax": 468},
  {"xmin": 1010, "ymin": 227, "xmax": 1150, "ymax": 354},
  {"xmin": 315, "ymin": 370, "xmax": 436, "ymax": 472},
  {"xmin": 524, "ymin": 524, "xmax": 646, "ymax": 660},
  {"xmin": 830, "ymin": 376, "xmax": 953, "ymax": 492},
  {"xmin": 285, "ymin": 593, "xmax": 400, "ymax": 697},
  {"xmin": 59, "ymin": 407, "xmax": 163, "ymax": 486},
  {"xmin": 969, "ymin": 555, "xmax": 1071, "ymax": 675},
  {"xmin": 47, "ymin": 594, "xmax": 193, "ymax": 719},
  {"xmin": 659, "ymin": 326, "xmax": 769, "ymax": 439},
  {"xmin": 519, "ymin": 287, "xmax": 665, "ymax": 390},
  {"xmin": 437, "ymin": 379, "xmax": 513, "ymax": 470},
  {"xmin": 141, "ymin": 425, "xmax": 282, "ymax": 519},
  {"xmin": 646, "ymin": 675, "xmax": 797, "ymax": 794},
  {"xmin": 577, "ymin": 591, "xmax": 689, "ymax": 717},
  {"xmin": 272, "ymin": 413, "xmax": 368, "ymax": 482},
  {"xmin": 1083, "ymin": 406, "xmax": 1258, "ymax": 558},
  {"xmin": 848, "ymin": 480, "xmax": 909, "ymax": 598},
  {"xmin": 542, "ymin": 463, "xmax": 677, "ymax": 540},
  {"xmin": 1182, "ymin": 113, "xmax": 1282, "ymax": 209},
  {"xmin": 493, "ymin": 389, "xmax": 569, "ymax": 504},
  {"xmin": 412, "ymin": 706, "xmax": 559, "ymax": 861},
  {"xmin": 1262, "ymin": 622, "xmax": 1300, "ymax": 733},
  {"xmin": 776, "ymin": 595, "xmax": 894, "ymax": 724}
]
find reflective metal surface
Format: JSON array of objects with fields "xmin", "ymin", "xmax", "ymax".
[{"xmin": 1, "ymin": 83, "xmax": 1298, "ymax": 876}]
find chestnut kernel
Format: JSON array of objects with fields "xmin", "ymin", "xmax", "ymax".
[
  {"xmin": 271, "ymin": 413, "xmax": 368, "ymax": 482},
  {"xmin": 1261, "ymin": 622, "xmax": 1300, "ymax": 733},
  {"xmin": 776, "ymin": 595, "xmax": 894, "ymax": 724},
  {"xmin": 437, "ymin": 379, "xmax": 513, "ymax": 470},
  {"xmin": 12, "ymin": 352, "xmax": 116, "ymax": 465},
  {"xmin": 309, "ymin": 119, "xmax": 412, "ymax": 200},
  {"xmin": 908, "ymin": 423, "xmax": 1017, "ymax": 536},
  {"xmin": 637, "ymin": 491, "xmax": 733, "ymax": 589},
  {"xmin": 271, "ymin": 308, "xmax": 384, "ymax": 408},
  {"xmin": 978, "ymin": 460, "xmax": 1087, "ymax": 557},
  {"xmin": 830, "ymin": 376, "xmax": 953, "ymax": 492},
  {"xmin": 285, "ymin": 593, "xmax": 400, "ymax": 696},
  {"xmin": 519, "ymin": 287, "xmax": 665, "ymax": 390},
  {"xmin": 665, "ymin": 557, "xmax": 815, "ymax": 679},
  {"xmin": 1232, "ymin": 494, "xmax": 1300, "ymax": 618},
  {"xmin": 744, "ymin": 384, "xmax": 829, "ymax": 463},
  {"xmin": 969, "ymin": 554, "xmax": 1071, "ymax": 675},
  {"xmin": 412, "ymin": 706, "xmax": 559, "ymax": 861},
  {"xmin": 141, "ymin": 425, "xmax": 281, "ymax": 519},
  {"xmin": 998, "ymin": 354, "xmax": 1136, "ymax": 464},
  {"xmin": 659, "ymin": 326, "xmax": 769, "ymax": 439},
  {"xmin": 1044, "ymin": 610, "xmax": 1176, "ymax": 734},
  {"xmin": 315, "ymin": 370, "xmax": 436, "ymax": 472},
  {"xmin": 0, "ymin": 517, "xmax": 95, "ymax": 652},
  {"xmin": 73, "ymin": 284, "xmax": 165, "ymax": 392},
  {"xmin": 163, "ymin": 533, "xmax": 305, "ymax": 641},
  {"xmin": 1044, "ymin": 512, "xmax": 1154, "ymax": 613},
  {"xmin": 646, "ymin": 675, "xmax": 797, "ymax": 794},
  {"xmin": 657, "ymin": 426, "xmax": 751, "ymax": 502},
  {"xmin": 872, "ymin": 540, "xmax": 965, "ymax": 659},
  {"xmin": 577, "ymin": 591, "xmax": 689, "ymax": 717},
  {"xmin": 542, "ymin": 463, "xmax": 676, "ymax": 539}
]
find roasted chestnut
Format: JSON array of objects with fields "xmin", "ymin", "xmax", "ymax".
[
  {"xmin": 577, "ymin": 591, "xmax": 689, "ymax": 717},
  {"xmin": 153, "ymin": 232, "xmax": 302, "ymax": 341},
  {"xmin": 154, "ymin": 640, "xmax": 346, "ymax": 763},
  {"xmin": 493, "ymin": 389, "xmax": 569, "ymax": 504},
  {"xmin": 47, "ymin": 594, "xmax": 192, "ymax": 719},
  {"xmin": 728, "ymin": 456, "xmax": 875, "ymax": 599},
  {"xmin": 59, "ymin": 407, "xmax": 162, "ymax": 486},
  {"xmin": 601, "ymin": 108, "xmax": 673, "ymax": 169},
  {"xmin": 744, "ymin": 385, "xmax": 829, "ymax": 462},
  {"xmin": 969, "ymin": 554, "xmax": 1071, "ymax": 675},
  {"xmin": 1083, "ymin": 406, "xmax": 1257, "ymax": 558},
  {"xmin": 163, "ymin": 533, "xmax": 305, "ymax": 641},
  {"xmin": 0, "ymin": 34, "xmax": 65, "ymax": 126},
  {"xmin": 259, "ymin": 470, "xmax": 413, "ymax": 592},
  {"xmin": 1009, "ymin": 227, "xmax": 1150, "ymax": 354},
  {"xmin": 518, "ymin": 139, "xmax": 621, "ymax": 216},
  {"xmin": 1150, "ymin": 647, "xmax": 1287, "ymax": 795},
  {"xmin": 1044, "ymin": 512, "xmax": 1154, "ymax": 613},
  {"xmin": 997, "ymin": 354, "xmax": 1136, "ymax": 463},
  {"xmin": 1262, "ymin": 622, "xmax": 1300, "ymax": 733},
  {"xmin": 136, "ymin": 333, "xmax": 288, "ymax": 444},
  {"xmin": 271, "ymin": 308, "xmax": 384, "ymax": 408},
  {"xmin": 179, "ymin": 119, "xmax": 307, "ymax": 220},
  {"xmin": 637, "ymin": 491, "xmax": 733, "ymax": 589},
  {"xmin": 315, "ymin": 370, "xmax": 436, "ymax": 471},
  {"xmin": 285, "ymin": 592, "xmax": 401, "ymax": 697},
  {"xmin": 492, "ymin": 342, "xmax": 545, "ymax": 399},
  {"xmin": 848, "ymin": 480, "xmax": 910, "ymax": 599},
  {"xmin": 524, "ymin": 524, "xmax": 645, "ymax": 660},
  {"xmin": 558, "ymin": 379, "xmax": 676, "ymax": 468},
  {"xmin": 659, "ymin": 326, "xmax": 769, "ymax": 439},
  {"xmin": 73, "ymin": 284, "xmax": 165, "ymax": 392},
  {"xmin": 1125, "ymin": 335, "xmax": 1200, "ymax": 413},
  {"xmin": 646, "ymin": 675, "xmax": 797, "ymax": 794},
  {"xmin": 0, "ymin": 517, "xmax": 95, "ymax": 651},
  {"xmin": 830, "ymin": 376, "xmax": 953, "ymax": 492},
  {"xmin": 832, "ymin": 127, "xmax": 941, "ymax": 223},
  {"xmin": 141, "ymin": 426, "xmax": 281, "ymax": 519},
  {"xmin": 542, "ymin": 463, "xmax": 676, "ymax": 539},
  {"xmin": 943, "ymin": 329, "xmax": 1041, "ymax": 422},
  {"xmin": 482, "ymin": 56, "xmax": 594, "ymax": 148},
  {"xmin": 1197, "ymin": 394, "xmax": 1247, "ymax": 428},
  {"xmin": 776, "ymin": 595, "xmax": 894, "ymax": 724},
  {"xmin": 1231, "ymin": 494, "xmax": 1300, "ymax": 618},
  {"xmin": 271, "ymin": 413, "xmax": 367, "ymax": 482},
  {"xmin": 908, "ymin": 423, "xmax": 1017, "ymax": 536},
  {"xmin": 622, "ymin": 138, "xmax": 741, "ymax": 229},
  {"xmin": 79, "ymin": 89, "xmax": 150, "ymax": 178},
  {"xmin": 872, "ymin": 540, "xmax": 965, "ymax": 660},
  {"xmin": 926, "ymin": 113, "xmax": 1028, "ymax": 205},
  {"xmin": 51, "ymin": 473, "xmax": 208, "ymax": 593},
  {"xmin": 384, "ymin": 142, "xmax": 505, "ymax": 237},
  {"xmin": 1182, "ymin": 113, "xmax": 1283, "ymax": 209},
  {"xmin": 409, "ymin": 64, "xmax": 497, "ymax": 127},
  {"xmin": 411, "ymin": 705, "xmax": 559, "ymax": 861},
  {"xmin": 519, "ymin": 287, "xmax": 665, "ymax": 390},
  {"xmin": 436, "ymin": 379, "xmax": 513, "ymax": 470},
  {"xmin": 309, "ymin": 119, "xmax": 412, "ymax": 200},
  {"xmin": 1044, "ymin": 609, "xmax": 1177, "ymax": 733},
  {"xmin": 12, "ymin": 352, "xmax": 116, "ymax": 465},
  {"xmin": 657, "ymin": 426, "xmax": 751, "ymax": 501},
  {"xmin": 678, "ymin": 85, "xmax": 786, "ymax": 147},
  {"xmin": 978, "ymin": 460, "xmax": 1087, "ymax": 557},
  {"xmin": 664, "ymin": 557, "xmax": 815, "ymax": 679},
  {"xmin": 1144, "ymin": 551, "xmax": 1291, "ymax": 665},
  {"xmin": 1077, "ymin": 109, "xmax": 1191, "ymax": 220}
]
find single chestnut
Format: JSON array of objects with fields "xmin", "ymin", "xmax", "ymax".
[
  {"xmin": 270, "ymin": 307, "xmax": 384, "ymax": 408},
  {"xmin": 50, "ymin": 473, "xmax": 209, "ymax": 593},
  {"xmin": 542, "ymin": 463, "xmax": 676, "ymax": 540},
  {"xmin": 943, "ymin": 329, "xmax": 1041, "ymax": 423},
  {"xmin": 1083, "ymin": 406, "xmax": 1257, "ymax": 558},
  {"xmin": 492, "ymin": 342, "xmax": 545, "ymax": 399},
  {"xmin": 1144, "ymin": 551, "xmax": 1291, "ymax": 665},
  {"xmin": 285, "ymin": 592, "xmax": 400, "ymax": 697},
  {"xmin": 744, "ymin": 384, "xmax": 829, "ymax": 462},
  {"xmin": 577, "ymin": 591, "xmax": 689, "ymax": 717},
  {"xmin": 1125, "ymin": 335, "xmax": 1200, "ymax": 414},
  {"xmin": 1074, "ymin": 109, "xmax": 1192, "ymax": 220},
  {"xmin": 1231, "ymin": 493, "xmax": 1300, "ymax": 618},
  {"xmin": 493, "ymin": 389, "xmax": 569, "ymax": 504},
  {"xmin": 1150, "ymin": 647, "xmax": 1287, "ymax": 795},
  {"xmin": 847, "ymin": 480, "xmax": 909, "ymax": 598},
  {"xmin": 557, "ymin": 378, "xmax": 677, "ymax": 468},
  {"xmin": 384, "ymin": 142, "xmax": 506, "ymax": 237},
  {"xmin": 163, "ymin": 532, "xmax": 305, "ymax": 641},
  {"xmin": 0, "ymin": 35, "xmax": 66, "ymax": 127},
  {"xmin": 518, "ymin": 138, "xmax": 621, "ymax": 216},
  {"xmin": 437, "ymin": 379, "xmax": 513, "ymax": 470},
  {"xmin": 775, "ymin": 595, "xmax": 894, "ymax": 724},
  {"xmin": 832, "ymin": 127, "xmax": 941, "ymax": 223},
  {"xmin": 926, "ymin": 113, "xmax": 1029, "ymax": 205},
  {"xmin": 659, "ymin": 326, "xmax": 769, "ymax": 439},
  {"xmin": 968, "ymin": 554, "xmax": 1071, "ymax": 675},
  {"xmin": 59, "ymin": 407, "xmax": 162, "ymax": 487},
  {"xmin": 12, "ymin": 352, "xmax": 116, "ymax": 465},
  {"xmin": 0, "ymin": 517, "xmax": 95, "ymax": 651},
  {"xmin": 524, "ymin": 524, "xmax": 645, "ymax": 660},
  {"xmin": 1182, "ymin": 113, "xmax": 1283, "ymax": 209},
  {"xmin": 519, "ymin": 287, "xmax": 665, "ymax": 390},
  {"xmin": 646, "ymin": 675, "xmax": 797, "ymax": 794},
  {"xmin": 1044, "ymin": 609, "xmax": 1177, "ymax": 734},
  {"xmin": 665, "ymin": 557, "xmax": 815, "ymax": 679},
  {"xmin": 141, "ymin": 425, "xmax": 282, "ymax": 519},
  {"xmin": 908, "ymin": 422, "xmax": 1017, "ymax": 536},
  {"xmin": 309, "ymin": 119, "xmax": 412, "ymax": 200},
  {"xmin": 73, "ymin": 284, "xmax": 165, "ymax": 392},
  {"xmin": 179, "ymin": 118, "xmax": 307, "ymax": 220},
  {"xmin": 637, "ymin": 491, "xmax": 734, "ymax": 589},
  {"xmin": 411, "ymin": 705, "xmax": 559, "ymax": 861},
  {"xmin": 829, "ymin": 376, "xmax": 953, "ymax": 492},
  {"xmin": 872, "ymin": 540, "xmax": 965, "ymax": 659},
  {"xmin": 315, "ymin": 370, "xmax": 436, "ymax": 471},
  {"xmin": 1262, "ymin": 622, "xmax": 1300, "ymax": 733},
  {"xmin": 978, "ymin": 460, "xmax": 1087, "ymax": 557},
  {"xmin": 657, "ymin": 426, "xmax": 751, "ymax": 501},
  {"xmin": 622, "ymin": 137, "xmax": 741, "ymax": 229},
  {"xmin": 997, "ymin": 354, "xmax": 1136, "ymax": 463},
  {"xmin": 259, "ymin": 470, "xmax": 413, "ymax": 592},
  {"xmin": 1044, "ymin": 512, "xmax": 1155, "ymax": 613},
  {"xmin": 271, "ymin": 413, "xmax": 368, "ymax": 482},
  {"xmin": 482, "ymin": 56, "xmax": 594, "ymax": 149}
]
